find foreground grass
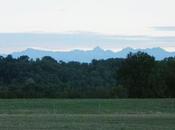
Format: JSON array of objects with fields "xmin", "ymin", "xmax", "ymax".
[{"xmin": 0, "ymin": 99, "xmax": 175, "ymax": 130}]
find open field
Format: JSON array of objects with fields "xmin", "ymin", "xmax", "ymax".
[{"xmin": 0, "ymin": 99, "xmax": 175, "ymax": 130}]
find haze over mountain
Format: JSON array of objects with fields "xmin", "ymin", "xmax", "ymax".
[
  {"xmin": 0, "ymin": 0, "xmax": 175, "ymax": 62},
  {"xmin": 5, "ymin": 47, "xmax": 175, "ymax": 63}
]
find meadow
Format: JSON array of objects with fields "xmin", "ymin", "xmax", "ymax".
[{"xmin": 1, "ymin": 99, "xmax": 175, "ymax": 130}]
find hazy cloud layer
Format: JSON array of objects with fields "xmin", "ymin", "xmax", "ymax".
[
  {"xmin": 0, "ymin": 0, "xmax": 175, "ymax": 35},
  {"xmin": 153, "ymin": 26, "xmax": 175, "ymax": 31},
  {"xmin": 0, "ymin": 32, "xmax": 175, "ymax": 53}
]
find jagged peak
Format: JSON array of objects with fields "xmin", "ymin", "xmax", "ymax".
[
  {"xmin": 24, "ymin": 48, "xmax": 37, "ymax": 52},
  {"xmin": 93, "ymin": 46, "xmax": 104, "ymax": 51},
  {"xmin": 149, "ymin": 47, "xmax": 166, "ymax": 51},
  {"xmin": 121, "ymin": 47, "xmax": 134, "ymax": 51}
]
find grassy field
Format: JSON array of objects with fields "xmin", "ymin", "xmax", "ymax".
[{"xmin": 0, "ymin": 99, "xmax": 175, "ymax": 130}]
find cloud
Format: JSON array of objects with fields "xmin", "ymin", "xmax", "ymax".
[{"xmin": 153, "ymin": 26, "xmax": 175, "ymax": 31}]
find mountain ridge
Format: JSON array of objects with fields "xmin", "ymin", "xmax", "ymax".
[{"xmin": 2, "ymin": 47, "xmax": 175, "ymax": 62}]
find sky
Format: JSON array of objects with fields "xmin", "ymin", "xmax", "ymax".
[{"xmin": 0, "ymin": 0, "xmax": 175, "ymax": 53}]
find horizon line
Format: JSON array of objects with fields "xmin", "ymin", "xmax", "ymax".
[{"xmin": 1, "ymin": 46, "xmax": 175, "ymax": 55}]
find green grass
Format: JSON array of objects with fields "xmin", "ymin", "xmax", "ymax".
[{"xmin": 0, "ymin": 99, "xmax": 175, "ymax": 130}]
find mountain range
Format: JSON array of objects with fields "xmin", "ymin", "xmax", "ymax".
[{"xmin": 2, "ymin": 47, "xmax": 175, "ymax": 62}]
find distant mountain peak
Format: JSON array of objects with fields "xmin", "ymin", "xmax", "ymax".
[
  {"xmin": 9, "ymin": 47, "xmax": 175, "ymax": 62},
  {"xmin": 121, "ymin": 47, "xmax": 134, "ymax": 51},
  {"xmin": 149, "ymin": 47, "xmax": 166, "ymax": 51},
  {"xmin": 93, "ymin": 46, "xmax": 104, "ymax": 51},
  {"xmin": 24, "ymin": 48, "xmax": 37, "ymax": 52}
]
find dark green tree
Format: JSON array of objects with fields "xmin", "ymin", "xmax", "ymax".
[{"xmin": 117, "ymin": 52, "xmax": 155, "ymax": 98}]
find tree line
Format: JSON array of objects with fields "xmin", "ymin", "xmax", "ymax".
[{"xmin": 0, "ymin": 52, "xmax": 175, "ymax": 98}]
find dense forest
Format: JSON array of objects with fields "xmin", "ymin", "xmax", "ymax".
[{"xmin": 0, "ymin": 52, "xmax": 175, "ymax": 98}]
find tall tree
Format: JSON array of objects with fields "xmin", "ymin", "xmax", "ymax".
[{"xmin": 117, "ymin": 52, "xmax": 155, "ymax": 98}]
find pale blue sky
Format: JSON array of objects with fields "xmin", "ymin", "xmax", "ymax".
[{"xmin": 0, "ymin": 0, "xmax": 175, "ymax": 53}]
